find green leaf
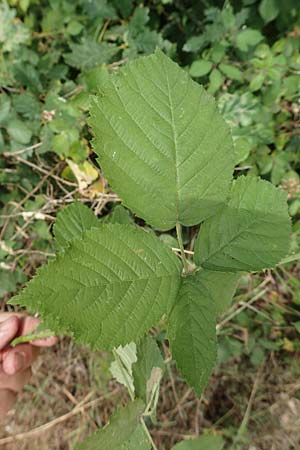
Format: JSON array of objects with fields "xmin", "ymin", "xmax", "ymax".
[
  {"xmin": 64, "ymin": 40, "xmax": 119, "ymax": 71},
  {"xmin": 105, "ymin": 205, "xmax": 133, "ymax": 224},
  {"xmin": 132, "ymin": 336, "xmax": 164, "ymax": 402},
  {"xmin": 219, "ymin": 63, "xmax": 243, "ymax": 81},
  {"xmin": 189, "ymin": 60, "xmax": 212, "ymax": 78},
  {"xmin": 293, "ymin": 321, "xmax": 300, "ymax": 334},
  {"xmin": 249, "ymin": 73, "xmax": 265, "ymax": 92},
  {"xmin": 259, "ymin": 0, "xmax": 279, "ymax": 23},
  {"xmin": 0, "ymin": 93, "xmax": 11, "ymax": 124},
  {"xmin": 10, "ymin": 224, "xmax": 181, "ymax": 349},
  {"xmin": 51, "ymin": 130, "xmax": 79, "ymax": 157},
  {"xmin": 0, "ymin": 2, "xmax": 30, "ymax": 52},
  {"xmin": 119, "ymin": 425, "xmax": 151, "ymax": 450},
  {"xmin": 110, "ymin": 342, "xmax": 137, "ymax": 393},
  {"xmin": 236, "ymin": 29, "xmax": 263, "ymax": 52},
  {"xmin": 183, "ymin": 36, "xmax": 206, "ymax": 53},
  {"xmin": 195, "ymin": 176, "xmax": 291, "ymax": 272},
  {"xmin": 53, "ymin": 202, "xmax": 99, "ymax": 249},
  {"xmin": 76, "ymin": 399, "xmax": 145, "ymax": 450},
  {"xmin": 168, "ymin": 273, "xmax": 217, "ymax": 397},
  {"xmin": 207, "ymin": 69, "xmax": 224, "ymax": 94},
  {"xmin": 196, "ymin": 270, "xmax": 241, "ymax": 315},
  {"xmin": 171, "ymin": 435, "xmax": 224, "ymax": 450},
  {"xmin": 90, "ymin": 50, "xmax": 234, "ymax": 230},
  {"xmin": 7, "ymin": 119, "xmax": 32, "ymax": 144}
]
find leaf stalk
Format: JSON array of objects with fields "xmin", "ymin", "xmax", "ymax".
[{"xmin": 176, "ymin": 223, "xmax": 189, "ymax": 274}]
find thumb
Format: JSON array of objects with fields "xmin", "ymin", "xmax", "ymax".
[{"xmin": 0, "ymin": 317, "xmax": 19, "ymax": 352}]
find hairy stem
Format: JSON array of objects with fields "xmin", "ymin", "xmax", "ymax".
[{"xmin": 176, "ymin": 223, "xmax": 189, "ymax": 274}]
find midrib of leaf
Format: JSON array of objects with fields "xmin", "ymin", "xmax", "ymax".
[
  {"xmin": 184, "ymin": 299, "xmax": 207, "ymax": 389},
  {"xmin": 164, "ymin": 57, "xmax": 180, "ymax": 223}
]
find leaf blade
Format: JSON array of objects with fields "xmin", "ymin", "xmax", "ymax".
[
  {"xmin": 53, "ymin": 202, "xmax": 99, "ymax": 249},
  {"xmin": 90, "ymin": 50, "xmax": 234, "ymax": 230},
  {"xmin": 168, "ymin": 273, "xmax": 217, "ymax": 397},
  {"xmin": 76, "ymin": 399, "xmax": 145, "ymax": 450},
  {"xmin": 132, "ymin": 336, "xmax": 164, "ymax": 402},
  {"xmin": 195, "ymin": 176, "xmax": 291, "ymax": 272},
  {"xmin": 10, "ymin": 224, "xmax": 181, "ymax": 349},
  {"xmin": 171, "ymin": 435, "xmax": 224, "ymax": 450}
]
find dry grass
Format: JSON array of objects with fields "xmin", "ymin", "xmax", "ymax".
[{"xmin": 0, "ymin": 339, "xmax": 300, "ymax": 449}]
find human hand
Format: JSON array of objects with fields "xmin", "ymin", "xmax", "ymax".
[{"xmin": 0, "ymin": 313, "xmax": 57, "ymax": 419}]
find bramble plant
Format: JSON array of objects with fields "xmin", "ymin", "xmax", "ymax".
[{"xmin": 10, "ymin": 50, "xmax": 291, "ymax": 449}]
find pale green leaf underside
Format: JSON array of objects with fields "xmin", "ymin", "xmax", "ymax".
[
  {"xmin": 110, "ymin": 342, "xmax": 137, "ymax": 393},
  {"xmin": 10, "ymin": 224, "xmax": 181, "ymax": 350},
  {"xmin": 172, "ymin": 435, "xmax": 224, "ymax": 450},
  {"xmin": 53, "ymin": 202, "xmax": 99, "ymax": 249},
  {"xmin": 168, "ymin": 273, "xmax": 217, "ymax": 397},
  {"xmin": 132, "ymin": 336, "xmax": 164, "ymax": 401},
  {"xmin": 195, "ymin": 176, "xmax": 291, "ymax": 272},
  {"xmin": 76, "ymin": 399, "xmax": 144, "ymax": 450},
  {"xmin": 90, "ymin": 49, "xmax": 234, "ymax": 230}
]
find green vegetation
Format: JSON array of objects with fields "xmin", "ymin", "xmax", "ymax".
[{"xmin": 1, "ymin": 1, "xmax": 300, "ymax": 449}]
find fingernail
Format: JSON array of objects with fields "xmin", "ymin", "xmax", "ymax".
[{"xmin": 13, "ymin": 352, "xmax": 26, "ymax": 373}]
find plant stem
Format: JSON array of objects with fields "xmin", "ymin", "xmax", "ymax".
[
  {"xmin": 141, "ymin": 417, "xmax": 158, "ymax": 450},
  {"xmin": 176, "ymin": 223, "xmax": 189, "ymax": 274},
  {"xmin": 112, "ymin": 348, "xmax": 135, "ymax": 401}
]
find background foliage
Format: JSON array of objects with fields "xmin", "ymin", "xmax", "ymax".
[{"xmin": 1, "ymin": 0, "xmax": 300, "ymax": 449}]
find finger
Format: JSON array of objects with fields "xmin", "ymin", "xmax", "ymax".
[
  {"xmin": 0, "ymin": 390, "xmax": 17, "ymax": 419},
  {"xmin": 31, "ymin": 336, "xmax": 58, "ymax": 347},
  {"xmin": 0, "ymin": 313, "xmax": 24, "ymax": 324},
  {"xmin": 0, "ymin": 317, "xmax": 20, "ymax": 351},
  {"xmin": 19, "ymin": 316, "xmax": 40, "ymax": 335},
  {"xmin": 2, "ymin": 344, "xmax": 39, "ymax": 375},
  {"xmin": 20, "ymin": 316, "xmax": 58, "ymax": 347},
  {"xmin": 0, "ymin": 367, "xmax": 32, "ymax": 392}
]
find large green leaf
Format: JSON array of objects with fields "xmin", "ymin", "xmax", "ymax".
[
  {"xmin": 196, "ymin": 269, "xmax": 241, "ymax": 315},
  {"xmin": 53, "ymin": 202, "xmax": 100, "ymax": 249},
  {"xmin": 195, "ymin": 176, "xmax": 291, "ymax": 272},
  {"xmin": 172, "ymin": 435, "xmax": 224, "ymax": 450},
  {"xmin": 90, "ymin": 49, "xmax": 234, "ymax": 230},
  {"xmin": 76, "ymin": 399, "xmax": 144, "ymax": 450},
  {"xmin": 10, "ymin": 224, "xmax": 181, "ymax": 349},
  {"xmin": 168, "ymin": 273, "xmax": 217, "ymax": 397}
]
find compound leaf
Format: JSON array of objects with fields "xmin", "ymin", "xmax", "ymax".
[
  {"xmin": 10, "ymin": 224, "xmax": 181, "ymax": 350},
  {"xmin": 195, "ymin": 176, "xmax": 291, "ymax": 272},
  {"xmin": 90, "ymin": 49, "xmax": 234, "ymax": 230},
  {"xmin": 53, "ymin": 202, "xmax": 99, "ymax": 249},
  {"xmin": 76, "ymin": 399, "xmax": 144, "ymax": 450},
  {"xmin": 168, "ymin": 273, "xmax": 217, "ymax": 397}
]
